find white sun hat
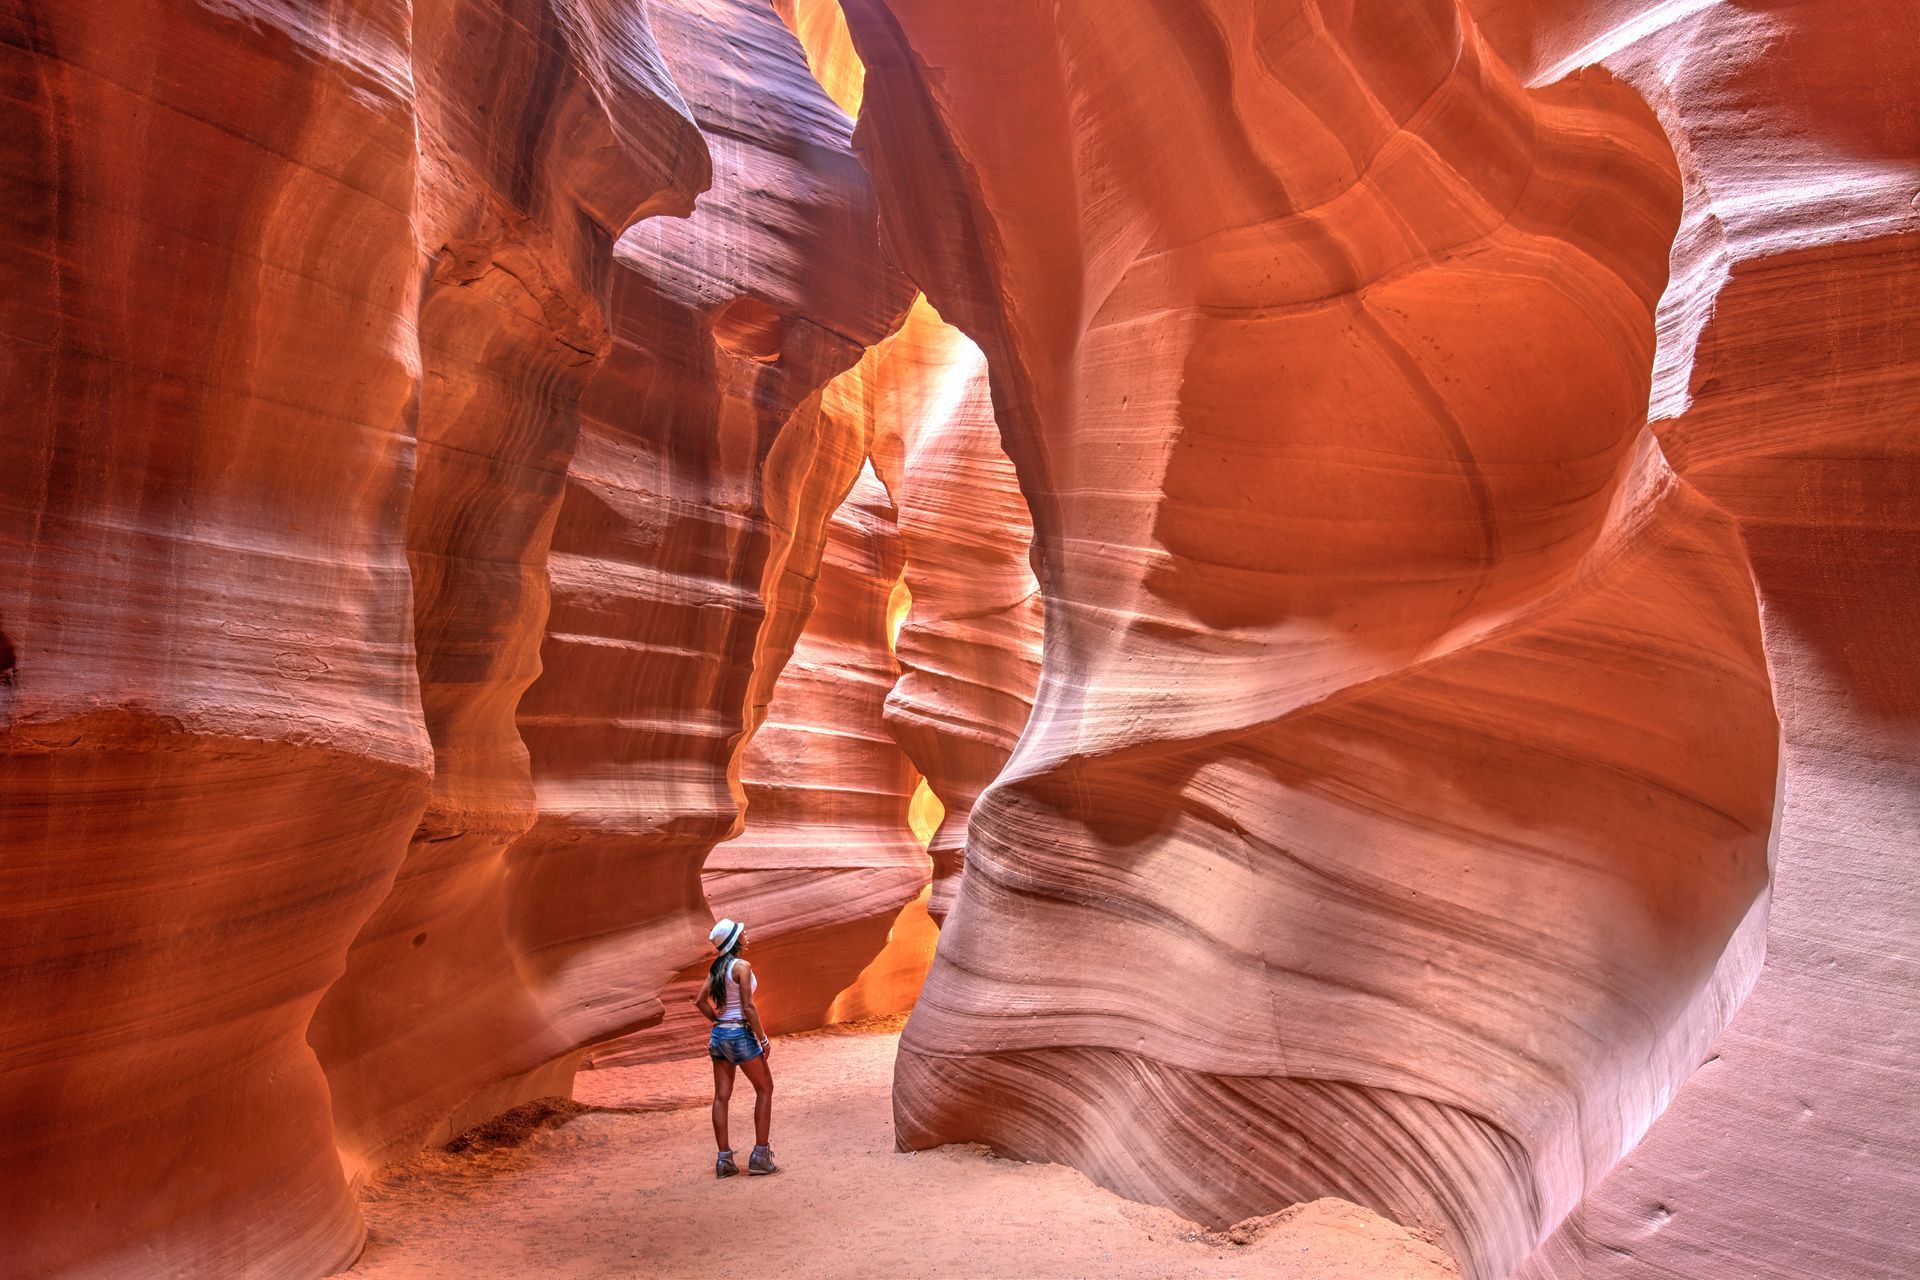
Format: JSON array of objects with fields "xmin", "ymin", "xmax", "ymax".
[{"xmin": 709, "ymin": 918, "xmax": 745, "ymax": 952}]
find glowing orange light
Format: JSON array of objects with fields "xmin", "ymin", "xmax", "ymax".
[{"xmin": 907, "ymin": 778, "xmax": 945, "ymax": 846}]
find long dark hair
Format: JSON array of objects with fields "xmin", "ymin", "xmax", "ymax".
[{"xmin": 707, "ymin": 930, "xmax": 744, "ymax": 1006}]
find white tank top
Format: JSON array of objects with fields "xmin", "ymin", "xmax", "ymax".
[{"xmin": 718, "ymin": 959, "xmax": 757, "ymax": 1023}]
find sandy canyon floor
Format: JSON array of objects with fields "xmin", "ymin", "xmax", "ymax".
[{"xmin": 347, "ymin": 1019, "xmax": 1458, "ymax": 1279}]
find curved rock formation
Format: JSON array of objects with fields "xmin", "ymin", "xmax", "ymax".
[
  {"xmin": 494, "ymin": 0, "xmax": 913, "ymax": 1072},
  {"xmin": 868, "ymin": 297, "xmax": 1043, "ymax": 921},
  {"xmin": 2, "ymin": 0, "xmax": 916, "ymax": 1269},
  {"xmin": 826, "ymin": 883, "xmax": 943, "ymax": 1023},
  {"xmin": 843, "ymin": 2, "xmax": 1781, "ymax": 1274},
  {"xmin": 6, "ymin": 0, "xmax": 1914, "ymax": 1275},
  {"xmin": 1459, "ymin": 5, "xmax": 1920, "ymax": 1276},
  {"xmin": 697, "ymin": 462, "xmax": 928, "ymax": 1032},
  {"xmin": 590, "ymin": 461, "xmax": 929, "ymax": 1066},
  {"xmin": 0, "ymin": 2, "xmax": 703, "ymax": 1275},
  {"xmin": 308, "ymin": 0, "xmax": 709, "ymax": 1182},
  {"xmin": 774, "ymin": 0, "xmax": 867, "ymax": 118}
]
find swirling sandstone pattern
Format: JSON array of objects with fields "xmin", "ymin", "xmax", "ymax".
[
  {"xmin": 307, "ymin": 0, "xmax": 709, "ymax": 1182},
  {"xmin": 867, "ymin": 297, "xmax": 1043, "ymax": 921},
  {"xmin": 703, "ymin": 463, "xmax": 925, "ymax": 1031},
  {"xmin": 490, "ymin": 0, "xmax": 912, "ymax": 1071},
  {"xmin": 1461, "ymin": 5, "xmax": 1920, "ymax": 1276},
  {"xmin": 0, "ymin": 2, "xmax": 703, "ymax": 1275},
  {"xmin": 843, "ymin": 2, "xmax": 1782, "ymax": 1275},
  {"xmin": 2, "ymin": 0, "xmax": 918, "ymax": 1271},
  {"xmin": 5, "ymin": 0, "xmax": 1914, "ymax": 1275}
]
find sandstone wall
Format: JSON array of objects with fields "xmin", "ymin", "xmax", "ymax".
[
  {"xmin": 490, "ymin": 0, "xmax": 910, "ymax": 1088},
  {"xmin": 1464, "ymin": 4, "xmax": 1920, "ymax": 1276},
  {"xmin": 869, "ymin": 297, "xmax": 1043, "ymax": 922},
  {"xmin": 590, "ymin": 461, "xmax": 929, "ymax": 1067},
  {"xmin": 5, "ymin": 1, "xmax": 1912, "ymax": 1277},
  {"xmin": 583, "ymin": 288, "xmax": 1042, "ymax": 1069},
  {"xmin": 0, "ymin": 1, "xmax": 705, "ymax": 1274},
  {"xmin": 0, "ymin": 0, "xmax": 918, "ymax": 1272},
  {"xmin": 841, "ymin": 2, "xmax": 1787, "ymax": 1275},
  {"xmin": 307, "ymin": 0, "xmax": 710, "ymax": 1182},
  {"xmin": 695, "ymin": 461, "xmax": 927, "ymax": 1034}
]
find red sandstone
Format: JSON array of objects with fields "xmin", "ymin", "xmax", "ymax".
[{"xmin": 1, "ymin": 2, "xmax": 1914, "ymax": 1277}]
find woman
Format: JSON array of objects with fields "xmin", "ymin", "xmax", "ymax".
[{"xmin": 694, "ymin": 917, "xmax": 777, "ymax": 1177}]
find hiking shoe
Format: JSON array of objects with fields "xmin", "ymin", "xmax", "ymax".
[
  {"xmin": 715, "ymin": 1151, "xmax": 738, "ymax": 1179},
  {"xmin": 748, "ymin": 1144, "xmax": 778, "ymax": 1175}
]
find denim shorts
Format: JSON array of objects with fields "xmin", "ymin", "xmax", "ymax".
[{"xmin": 708, "ymin": 1024, "xmax": 764, "ymax": 1064}]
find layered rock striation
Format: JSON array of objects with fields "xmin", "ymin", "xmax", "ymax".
[
  {"xmin": 686, "ymin": 462, "xmax": 928, "ymax": 1034},
  {"xmin": 1, "ymin": 1, "xmax": 705, "ymax": 1274},
  {"xmin": 2, "ymin": 0, "xmax": 916, "ymax": 1272},
  {"xmin": 1464, "ymin": 4, "xmax": 1920, "ymax": 1276},
  {"xmin": 843, "ymin": 2, "xmax": 1786, "ymax": 1275},
  {"xmin": 592, "ymin": 461, "xmax": 930, "ymax": 1066},
  {"xmin": 307, "ymin": 0, "xmax": 709, "ymax": 1183},
  {"xmin": 867, "ymin": 297, "xmax": 1043, "ymax": 921},
  {"xmin": 472, "ymin": 0, "xmax": 912, "ymax": 1076},
  {"xmin": 4, "ymin": 1, "xmax": 1914, "ymax": 1277}
]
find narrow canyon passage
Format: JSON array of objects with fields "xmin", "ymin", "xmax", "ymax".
[
  {"xmin": 349, "ymin": 1021, "xmax": 1458, "ymax": 1279},
  {"xmin": 3, "ymin": 1, "xmax": 1916, "ymax": 1279}
]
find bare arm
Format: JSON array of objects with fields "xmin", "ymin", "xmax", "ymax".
[
  {"xmin": 693, "ymin": 981, "xmax": 717, "ymax": 1024},
  {"xmin": 735, "ymin": 960, "xmax": 769, "ymax": 1051}
]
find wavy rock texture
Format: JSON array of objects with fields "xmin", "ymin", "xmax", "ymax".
[
  {"xmin": 2, "ymin": 0, "xmax": 916, "ymax": 1271},
  {"xmin": 590, "ymin": 462, "xmax": 929, "ymax": 1066},
  {"xmin": 0, "ymin": 2, "xmax": 701, "ymax": 1275},
  {"xmin": 1458, "ymin": 5, "xmax": 1920, "ymax": 1276},
  {"xmin": 499, "ymin": 0, "xmax": 914, "ymax": 1075},
  {"xmin": 867, "ymin": 297, "xmax": 1043, "ymax": 921},
  {"xmin": 307, "ymin": 0, "xmax": 709, "ymax": 1184},
  {"xmin": 6, "ymin": 0, "xmax": 1913, "ymax": 1277},
  {"xmin": 843, "ymin": 2, "xmax": 1781, "ymax": 1275}
]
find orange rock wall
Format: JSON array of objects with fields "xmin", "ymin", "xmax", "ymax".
[
  {"xmin": 869, "ymin": 298, "xmax": 1043, "ymax": 921},
  {"xmin": 533, "ymin": 0, "xmax": 917, "ymax": 1073},
  {"xmin": 489, "ymin": 0, "xmax": 910, "ymax": 1082},
  {"xmin": 1463, "ymin": 5, "xmax": 1920, "ymax": 1277},
  {"xmin": 5, "ymin": 0, "xmax": 1914, "ymax": 1277},
  {"xmin": 695, "ymin": 462, "xmax": 927, "ymax": 1033},
  {"xmin": 307, "ymin": 0, "xmax": 710, "ymax": 1182},
  {"xmin": 590, "ymin": 461, "xmax": 930, "ymax": 1067},
  {"xmin": 842, "ymin": 2, "xmax": 1793, "ymax": 1275},
  {"xmin": 583, "ymin": 290, "xmax": 1041, "ymax": 1071},
  {"xmin": 0, "ymin": 1, "xmax": 704, "ymax": 1274},
  {"xmin": 1, "ymin": 0, "xmax": 915, "ymax": 1273},
  {"xmin": 826, "ymin": 884, "xmax": 942, "ymax": 1023}
]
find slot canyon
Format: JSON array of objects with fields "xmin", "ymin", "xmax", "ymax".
[{"xmin": 0, "ymin": 0, "xmax": 1913, "ymax": 1277}]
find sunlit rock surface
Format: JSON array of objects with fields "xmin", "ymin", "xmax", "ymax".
[
  {"xmin": 589, "ymin": 462, "xmax": 929, "ymax": 1067},
  {"xmin": 774, "ymin": 0, "xmax": 867, "ymax": 118},
  {"xmin": 307, "ymin": 0, "xmax": 710, "ymax": 1186},
  {"xmin": 4, "ymin": 0, "xmax": 1914, "ymax": 1276},
  {"xmin": 843, "ymin": 2, "xmax": 1787, "ymax": 1275},
  {"xmin": 868, "ymin": 298, "xmax": 1043, "ymax": 922},
  {"xmin": 1, "ymin": 0, "xmax": 914, "ymax": 1271}
]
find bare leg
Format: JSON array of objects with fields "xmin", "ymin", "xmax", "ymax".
[
  {"xmin": 711, "ymin": 1057, "xmax": 736, "ymax": 1150},
  {"xmin": 739, "ymin": 1051, "xmax": 773, "ymax": 1147}
]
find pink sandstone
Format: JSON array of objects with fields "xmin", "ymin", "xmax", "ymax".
[
  {"xmin": 3, "ymin": 2, "xmax": 1915, "ymax": 1277},
  {"xmin": 839, "ymin": 2, "xmax": 1804, "ymax": 1275}
]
